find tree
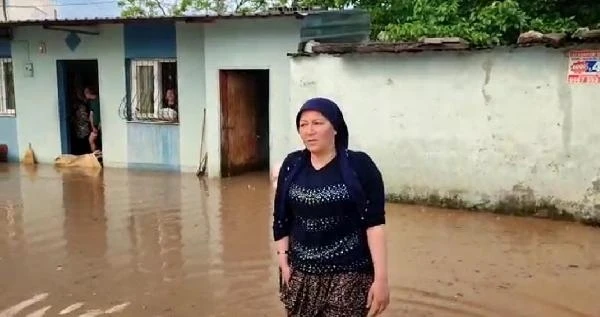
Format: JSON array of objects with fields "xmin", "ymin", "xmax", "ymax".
[
  {"xmin": 118, "ymin": 0, "xmax": 291, "ymax": 16},
  {"xmin": 296, "ymin": 0, "xmax": 600, "ymax": 47},
  {"xmin": 118, "ymin": 0, "xmax": 179, "ymax": 16},
  {"xmin": 119, "ymin": 0, "xmax": 600, "ymax": 46}
]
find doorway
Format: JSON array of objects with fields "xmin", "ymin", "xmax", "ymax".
[
  {"xmin": 57, "ymin": 60, "xmax": 99, "ymax": 155},
  {"xmin": 219, "ymin": 69, "xmax": 269, "ymax": 177}
]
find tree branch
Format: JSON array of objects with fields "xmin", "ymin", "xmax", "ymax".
[
  {"xmin": 235, "ymin": 0, "xmax": 250, "ymax": 11},
  {"xmin": 2, "ymin": 0, "xmax": 8, "ymax": 20},
  {"xmin": 155, "ymin": 0, "xmax": 169, "ymax": 15}
]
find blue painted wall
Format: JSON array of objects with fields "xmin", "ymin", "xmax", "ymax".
[
  {"xmin": 127, "ymin": 123, "xmax": 180, "ymax": 170},
  {"xmin": 0, "ymin": 40, "xmax": 10, "ymax": 57},
  {"xmin": 123, "ymin": 23, "xmax": 180, "ymax": 171},
  {"xmin": 0, "ymin": 40, "xmax": 16, "ymax": 161},
  {"xmin": 0, "ymin": 117, "xmax": 19, "ymax": 161},
  {"xmin": 124, "ymin": 23, "xmax": 177, "ymax": 58}
]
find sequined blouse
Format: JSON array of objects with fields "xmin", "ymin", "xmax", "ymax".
[{"xmin": 284, "ymin": 154, "xmax": 385, "ymax": 275}]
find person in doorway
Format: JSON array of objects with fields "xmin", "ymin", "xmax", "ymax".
[
  {"xmin": 164, "ymin": 88, "xmax": 178, "ymax": 111},
  {"xmin": 272, "ymin": 97, "xmax": 390, "ymax": 317},
  {"xmin": 85, "ymin": 87, "xmax": 102, "ymax": 152},
  {"xmin": 161, "ymin": 88, "xmax": 178, "ymax": 122},
  {"xmin": 72, "ymin": 94, "xmax": 91, "ymax": 155}
]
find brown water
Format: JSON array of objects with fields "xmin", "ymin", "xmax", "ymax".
[{"xmin": 0, "ymin": 164, "xmax": 599, "ymax": 317}]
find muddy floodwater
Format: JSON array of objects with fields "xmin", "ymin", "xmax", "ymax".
[{"xmin": 1, "ymin": 164, "xmax": 599, "ymax": 317}]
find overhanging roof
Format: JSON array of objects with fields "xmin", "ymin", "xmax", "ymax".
[{"xmin": 0, "ymin": 10, "xmax": 307, "ymax": 27}]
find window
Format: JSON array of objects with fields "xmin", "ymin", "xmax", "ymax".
[
  {"xmin": 130, "ymin": 59, "xmax": 178, "ymax": 122},
  {"xmin": 0, "ymin": 58, "xmax": 15, "ymax": 115}
]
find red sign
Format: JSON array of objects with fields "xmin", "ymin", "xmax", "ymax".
[{"xmin": 568, "ymin": 50, "xmax": 600, "ymax": 84}]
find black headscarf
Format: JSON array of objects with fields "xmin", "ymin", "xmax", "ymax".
[{"xmin": 295, "ymin": 97, "xmax": 349, "ymax": 150}]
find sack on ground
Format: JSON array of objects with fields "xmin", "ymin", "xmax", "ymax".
[{"xmin": 54, "ymin": 151, "xmax": 102, "ymax": 168}]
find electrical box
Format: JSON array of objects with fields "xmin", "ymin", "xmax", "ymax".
[{"xmin": 24, "ymin": 62, "xmax": 34, "ymax": 77}]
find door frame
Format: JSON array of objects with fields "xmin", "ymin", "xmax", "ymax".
[
  {"xmin": 56, "ymin": 60, "xmax": 70, "ymax": 154},
  {"xmin": 56, "ymin": 59, "xmax": 99, "ymax": 155},
  {"xmin": 219, "ymin": 69, "xmax": 230, "ymax": 175},
  {"xmin": 218, "ymin": 68, "xmax": 270, "ymax": 177}
]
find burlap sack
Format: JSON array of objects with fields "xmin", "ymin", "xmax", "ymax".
[{"xmin": 54, "ymin": 151, "xmax": 102, "ymax": 169}]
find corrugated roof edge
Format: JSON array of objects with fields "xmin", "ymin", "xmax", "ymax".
[
  {"xmin": 291, "ymin": 38, "xmax": 470, "ymax": 56},
  {"xmin": 289, "ymin": 31, "xmax": 600, "ymax": 57},
  {"xmin": 0, "ymin": 10, "xmax": 308, "ymax": 26}
]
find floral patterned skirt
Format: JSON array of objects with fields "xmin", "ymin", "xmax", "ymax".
[{"xmin": 279, "ymin": 269, "xmax": 374, "ymax": 317}]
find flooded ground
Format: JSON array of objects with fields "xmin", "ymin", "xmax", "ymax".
[{"xmin": 0, "ymin": 163, "xmax": 599, "ymax": 317}]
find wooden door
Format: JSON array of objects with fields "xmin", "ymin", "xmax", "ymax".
[{"xmin": 220, "ymin": 70, "xmax": 261, "ymax": 177}]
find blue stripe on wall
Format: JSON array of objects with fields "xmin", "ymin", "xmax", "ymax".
[
  {"xmin": 0, "ymin": 117, "xmax": 19, "ymax": 161},
  {"xmin": 0, "ymin": 40, "xmax": 10, "ymax": 57},
  {"xmin": 124, "ymin": 23, "xmax": 176, "ymax": 58},
  {"xmin": 0, "ymin": 41, "xmax": 15, "ymax": 161},
  {"xmin": 127, "ymin": 122, "xmax": 180, "ymax": 171},
  {"xmin": 56, "ymin": 60, "xmax": 70, "ymax": 154},
  {"xmin": 124, "ymin": 59, "xmax": 132, "ymax": 120}
]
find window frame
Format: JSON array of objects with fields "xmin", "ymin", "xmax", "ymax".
[
  {"xmin": 0, "ymin": 58, "xmax": 15, "ymax": 116},
  {"xmin": 129, "ymin": 58, "xmax": 177, "ymax": 122}
]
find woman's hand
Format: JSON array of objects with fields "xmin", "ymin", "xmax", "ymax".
[
  {"xmin": 275, "ymin": 238, "xmax": 291, "ymax": 286},
  {"xmin": 281, "ymin": 264, "xmax": 292, "ymax": 286},
  {"xmin": 366, "ymin": 278, "xmax": 390, "ymax": 316},
  {"xmin": 271, "ymin": 161, "xmax": 282, "ymax": 190},
  {"xmin": 366, "ymin": 225, "xmax": 389, "ymax": 316}
]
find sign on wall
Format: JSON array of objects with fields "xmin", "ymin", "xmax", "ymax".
[{"xmin": 568, "ymin": 50, "xmax": 600, "ymax": 84}]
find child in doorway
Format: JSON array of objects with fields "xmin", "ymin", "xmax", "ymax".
[{"xmin": 85, "ymin": 87, "xmax": 102, "ymax": 152}]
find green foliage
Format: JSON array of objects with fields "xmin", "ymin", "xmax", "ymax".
[
  {"xmin": 119, "ymin": 0, "xmax": 599, "ymax": 47},
  {"xmin": 296, "ymin": 0, "xmax": 599, "ymax": 47},
  {"xmin": 118, "ymin": 0, "xmax": 176, "ymax": 16},
  {"xmin": 295, "ymin": 0, "xmax": 348, "ymax": 9},
  {"xmin": 375, "ymin": 0, "xmax": 580, "ymax": 46},
  {"xmin": 118, "ymin": 0, "xmax": 179, "ymax": 16},
  {"xmin": 118, "ymin": 0, "xmax": 289, "ymax": 16}
]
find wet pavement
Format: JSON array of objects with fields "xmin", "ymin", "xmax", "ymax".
[{"xmin": 0, "ymin": 163, "xmax": 599, "ymax": 317}]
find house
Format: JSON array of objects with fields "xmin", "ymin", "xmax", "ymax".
[{"xmin": 0, "ymin": 11, "xmax": 313, "ymax": 178}]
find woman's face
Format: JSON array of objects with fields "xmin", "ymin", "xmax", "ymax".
[
  {"xmin": 298, "ymin": 110, "xmax": 336, "ymax": 155},
  {"xmin": 166, "ymin": 89, "xmax": 176, "ymax": 103}
]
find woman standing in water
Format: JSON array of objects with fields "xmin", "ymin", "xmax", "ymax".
[{"xmin": 273, "ymin": 97, "xmax": 389, "ymax": 317}]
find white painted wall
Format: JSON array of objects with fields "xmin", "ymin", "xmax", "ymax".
[
  {"xmin": 289, "ymin": 46, "xmax": 600, "ymax": 221},
  {"xmin": 11, "ymin": 25, "xmax": 127, "ymax": 166},
  {"xmin": 204, "ymin": 17, "xmax": 301, "ymax": 177},
  {"xmin": 176, "ymin": 22, "xmax": 206, "ymax": 173}
]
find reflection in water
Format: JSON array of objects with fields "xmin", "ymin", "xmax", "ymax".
[
  {"xmin": 0, "ymin": 163, "xmax": 599, "ymax": 316},
  {"xmin": 126, "ymin": 170, "xmax": 183, "ymax": 283},
  {"xmin": 0, "ymin": 164, "xmax": 24, "ymax": 258},
  {"xmin": 61, "ymin": 167, "xmax": 108, "ymax": 268},
  {"xmin": 217, "ymin": 174, "xmax": 281, "ymax": 315}
]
